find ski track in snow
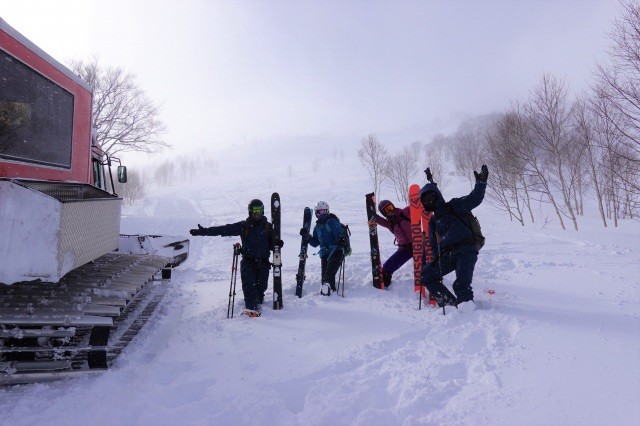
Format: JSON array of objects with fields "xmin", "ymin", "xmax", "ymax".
[{"xmin": 1, "ymin": 151, "xmax": 638, "ymax": 426}]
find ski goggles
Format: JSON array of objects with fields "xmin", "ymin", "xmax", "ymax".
[
  {"xmin": 250, "ymin": 206, "xmax": 264, "ymax": 215},
  {"xmin": 315, "ymin": 209, "xmax": 329, "ymax": 217},
  {"xmin": 381, "ymin": 203, "xmax": 395, "ymax": 215}
]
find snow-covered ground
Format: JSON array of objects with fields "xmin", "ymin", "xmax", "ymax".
[{"xmin": 1, "ymin": 145, "xmax": 639, "ymax": 426}]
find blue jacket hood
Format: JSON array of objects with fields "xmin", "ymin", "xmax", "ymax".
[{"xmin": 419, "ymin": 183, "xmax": 445, "ymax": 211}]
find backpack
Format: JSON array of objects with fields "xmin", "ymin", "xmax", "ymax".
[
  {"xmin": 325, "ymin": 213, "xmax": 352, "ymax": 256},
  {"xmin": 445, "ymin": 203, "xmax": 485, "ymax": 250}
]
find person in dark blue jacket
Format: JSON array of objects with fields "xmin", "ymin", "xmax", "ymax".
[
  {"xmin": 420, "ymin": 165, "xmax": 488, "ymax": 313},
  {"xmin": 189, "ymin": 199, "xmax": 282, "ymax": 317},
  {"xmin": 300, "ymin": 201, "xmax": 349, "ymax": 296}
]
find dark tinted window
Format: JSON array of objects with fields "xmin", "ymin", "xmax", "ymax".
[{"xmin": 0, "ymin": 50, "xmax": 74, "ymax": 168}]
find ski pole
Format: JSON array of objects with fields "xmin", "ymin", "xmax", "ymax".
[
  {"xmin": 419, "ymin": 240, "xmax": 423, "ymax": 310},
  {"xmin": 228, "ymin": 243, "xmax": 240, "ymax": 318},
  {"xmin": 339, "ymin": 256, "xmax": 346, "ymax": 298},
  {"xmin": 419, "ymin": 235, "xmax": 426, "ymax": 310},
  {"xmin": 437, "ymin": 242, "xmax": 447, "ymax": 315}
]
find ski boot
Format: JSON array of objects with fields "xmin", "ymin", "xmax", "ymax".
[
  {"xmin": 241, "ymin": 306, "xmax": 262, "ymax": 318},
  {"xmin": 433, "ymin": 290, "xmax": 458, "ymax": 315},
  {"xmin": 321, "ymin": 282, "xmax": 332, "ymax": 296},
  {"xmin": 382, "ymin": 272, "xmax": 392, "ymax": 289}
]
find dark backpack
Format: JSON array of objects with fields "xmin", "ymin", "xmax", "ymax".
[
  {"xmin": 446, "ymin": 203, "xmax": 485, "ymax": 250},
  {"xmin": 325, "ymin": 213, "xmax": 351, "ymax": 256}
]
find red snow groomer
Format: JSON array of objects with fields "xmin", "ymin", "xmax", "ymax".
[{"xmin": 0, "ymin": 18, "xmax": 188, "ymax": 384}]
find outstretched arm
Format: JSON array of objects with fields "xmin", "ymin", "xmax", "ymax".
[
  {"xmin": 190, "ymin": 221, "xmax": 244, "ymax": 237},
  {"xmin": 457, "ymin": 165, "xmax": 488, "ymax": 212}
]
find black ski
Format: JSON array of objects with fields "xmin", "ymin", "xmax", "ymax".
[
  {"xmin": 365, "ymin": 192, "xmax": 385, "ymax": 289},
  {"xmin": 295, "ymin": 207, "xmax": 313, "ymax": 298},
  {"xmin": 271, "ymin": 192, "xmax": 283, "ymax": 310}
]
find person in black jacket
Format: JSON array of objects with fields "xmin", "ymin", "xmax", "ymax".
[
  {"xmin": 189, "ymin": 199, "xmax": 282, "ymax": 317},
  {"xmin": 420, "ymin": 165, "xmax": 488, "ymax": 313}
]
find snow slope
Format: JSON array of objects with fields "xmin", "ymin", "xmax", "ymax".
[{"xmin": 1, "ymin": 145, "xmax": 639, "ymax": 426}]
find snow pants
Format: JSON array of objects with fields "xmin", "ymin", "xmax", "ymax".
[
  {"xmin": 320, "ymin": 251, "xmax": 344, "ymax": 291},
  {"xmin": 382, "ymin": 247, "xmax": 413, "ymax": 275},
  {"xmin": 421, "ymin": 250, "xmax": 478, "ymax": 303},
  {"xmin": 240, "ymin": 258, "xmax": 270, "ymax": 310}
]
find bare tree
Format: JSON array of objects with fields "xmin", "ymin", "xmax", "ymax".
[
  {"xmin": 451, "ymin": 117, "xmax": 491, "ymax": 186},
  {"xmin": 591, "ymin": 0, "xmax": 640, "ymax": 215},
  {"xmin": 386, "ymin": 145, "xmax": 418, "ymax": 204},
  {"xmin": 358, "ymin": 133, "xmax": 390, "ymax": 197},
  {"xmin": 113, "ymin": 168, "xmax": 146, "ymax": 204},
  {"xmin": 485, "ymin": 112, "xmax": 527, "ymax": 225},
  {"xmin": 424, "ymin": 142, "xmax": 449, "ymax": 190},
  {"xmin": 593, "ymin": 0, "xmax": 640, "ymax": 170},
  {"xmin": 69, "ymin": 57, "xmax": 169, "ymax": 156},
  {"xmin": 525, "ymin": 74, "xmax": 582, "ymax": 230},
  {"xmin": 154, "ymin": 160, "xmax": 174, "ymax": 187},
  {"xmin": 575, "ymin": 97, "xmax": 608, "ymax": 226},
  {"xmin": 409, "ymin": 140, "xmax": 423, "ymax": 158}
]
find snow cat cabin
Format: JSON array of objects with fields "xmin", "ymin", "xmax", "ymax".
[{"xmin": 0, "ymin": 18, "xmax": 189, "ymax": 385}]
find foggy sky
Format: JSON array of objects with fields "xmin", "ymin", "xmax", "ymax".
[{"xmin": 0, "ymin": 0, "xmax": 622, "ymax": 157}]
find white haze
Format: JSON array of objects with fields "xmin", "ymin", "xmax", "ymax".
[{"xmin": 0, "ymin": 0, "xmax": 622, "ymax": 155}]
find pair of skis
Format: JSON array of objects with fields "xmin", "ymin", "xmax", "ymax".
[
  {"xmin": 366, "ymin": 188, "xmax": 436, "ymax": 307},
  {"xmin": 271, "ymin": 193, "xmax": 283, "ymax": 310},
  {"xmin": 409, "ymin": 184, "xmax": 437, "ymax": 308},
  {"xmin": 295, "ymin": 207, "xmax": 313, "ymax": 298}
]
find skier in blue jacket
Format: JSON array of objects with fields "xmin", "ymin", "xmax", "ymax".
[
  {"xmin": 300, "ymin": 201, "xmax": 349, "ymax": 296},
  {"xmin": 189, "ymin": 199, "xmax": 282, "ymax": 317},
  {"xmin": 420, "ymin": 165, "xmax": 488, "ymax": 313}
]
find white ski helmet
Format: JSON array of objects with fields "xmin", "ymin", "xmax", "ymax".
[{"xmin": 314, "ymin": 201, "xmax": 330, "ymax": 213}]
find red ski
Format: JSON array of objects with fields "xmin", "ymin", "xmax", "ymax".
[
  {"xmin": 421, "ymin": 208, "xmax": 437, "ymax": 306},
  {"xmin": 408, "ymin": 185, "xmax": 426, "ymax": 297}
]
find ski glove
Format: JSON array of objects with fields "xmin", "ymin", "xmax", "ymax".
[
  {"xmin": 276, "ymin": 239, "xmax": 284, "ymax": 248},
  {"xmin": 189, "ymin": 224, "xmax": 205, "ymax": 236},
  {"xmin": 337, "ymin": 237, "xmax": 348, "ymax": 247},
  {"xmin": 424, "ymin": 167, "xmax": 434, "ymax": 183},
  {"xmin": 474, "ymin": 165, "xmax": 489, "ymax": 183},
  {"xmin": 299, "ymin": 227, "xmax": 308, "ymax": 236}
]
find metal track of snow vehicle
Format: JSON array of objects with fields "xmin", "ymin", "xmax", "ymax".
[{"xmin": 0, "ymin": 18, "xmax": 189, "ymax": 385}]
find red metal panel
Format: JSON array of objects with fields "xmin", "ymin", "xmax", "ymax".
[{"xmin": 0, "ymin": 23, "xmax": 93, "ymax": 184}]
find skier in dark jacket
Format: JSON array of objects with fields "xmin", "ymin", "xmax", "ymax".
[
  {"xmin": 367, "ymin": 200, "xmax": 412, "ymax": 288},
  {"xmin": 420, "ymin": 165, "xmax": 488, "ymax": 313},
  {"xmin": 189, "ymin": 199, "xmax": 282, "ymax": 317},
  {"xmin": 300, "ymin": 201, "xmax": 349, "ymax": 296}
]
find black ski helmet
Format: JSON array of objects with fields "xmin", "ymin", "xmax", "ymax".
[{"xmin": 248, "ymin": 199, "xmax": 264, "ymax": 215}]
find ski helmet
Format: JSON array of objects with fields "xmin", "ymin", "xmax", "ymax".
[
  {"xmin": 314, "ymin": 200, "xmax": 329, "ymax": 217},
  {"xmin": 314, "ymin": 201, "xmax": 329, "ymax": 212},
  {"xmin": 248, "ymin": 199, "xmax": 264, "ymax": 216},
  {"xmin": 378, "ymin": 200, "xmax": 395, "ymax": 216}
]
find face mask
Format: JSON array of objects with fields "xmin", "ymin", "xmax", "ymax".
[{"xmin": 421, "ymin": 191, "xmax": 437, "ymax": 211}]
